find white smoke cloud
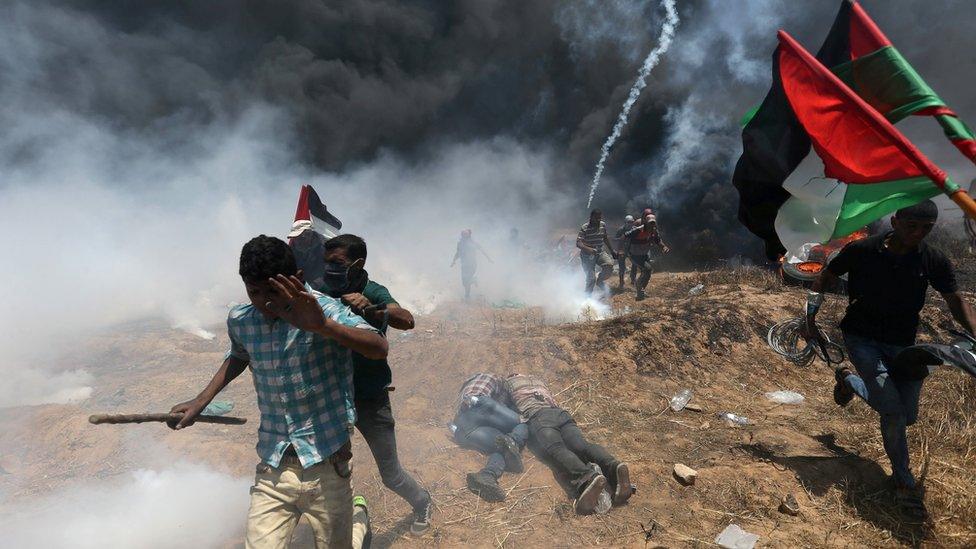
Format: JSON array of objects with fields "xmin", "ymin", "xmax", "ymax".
[
  {"xmin": 0, "ymin": 462, "xmax": 249, "ymax": 549},
  {"xmin": 0, "ymin": 369, "xmax": 94, "ymax": 408},
  {"xmin": 555, "ymin": 0, "xmax": 660, "ymax": 64},
  {"xmin": 586, "ymin": 0, "xmax": 680, "ymax": 207}
]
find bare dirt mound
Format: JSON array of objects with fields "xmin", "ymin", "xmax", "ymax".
[{"xmin": 3, "ymin": 267, "xmax": 975, "ymax": 548}]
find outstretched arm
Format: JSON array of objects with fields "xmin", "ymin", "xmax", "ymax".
[
  {"xmin": 943, "ymin": 292, "xmax": 976, "ymax": 336},
  {"xmin": 801, "ymin": 269, "xmax": 841, "ymax": 339},
  {"xmin": 477, "ymin": 243, "xmax": 493, "ymax": 263},
  {"xmin": 170, "ymin": 355, "xmax": 249, "ymax": 429},
  {"xmin": 656, "ymin": 232, "xmax": 670, "ymax": 254}
]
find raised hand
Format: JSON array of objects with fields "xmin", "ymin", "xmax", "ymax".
[{"xmin": 267, "ymin": 274, "xmax": 327, "ymax": 333}]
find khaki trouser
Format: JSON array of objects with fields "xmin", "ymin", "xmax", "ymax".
[{"xmin": 245, "ymin": 445, "xmax": 364, "ymax": 549}]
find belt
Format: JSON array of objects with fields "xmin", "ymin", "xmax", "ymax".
[{"xmin": 278, "ymin": 440, "xmax": 352, "ymax": 467}]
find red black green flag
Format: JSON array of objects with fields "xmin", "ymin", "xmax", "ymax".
[
  {"xmin": 733, "ymin": 0, "xmax": 976, "ymax": 259},
  {"xmin": 773, "ymin": 30, "xmax": 959, "ymax": 255}
]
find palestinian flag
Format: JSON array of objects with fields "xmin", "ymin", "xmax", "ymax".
[
  {"xmin": 819, "ymin": 1, "xmax": 976, "ymax": 159},
  {"xmin": 294, "ymin": 185, "xmax": 342, "ymax": 239},
  {"xmin": 733, "ymin": 0, "xmax": 976, "ymax": 258},
  {"xmin": 773, "ymin": 30, "xmax": 959, "ymax": 255}
]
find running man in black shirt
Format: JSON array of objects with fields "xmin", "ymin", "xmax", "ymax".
[{"xmin": 807, "ymin": 200, "xmax": 976, "ymax": 519}]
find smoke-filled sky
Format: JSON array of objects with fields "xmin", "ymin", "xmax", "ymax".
[
  {"xmin": 3, "ymin": 0, "xmax": 976, "ymax": 405},
  {"xmin": 4, "ymin": 2, "xmax": 976, "ymax": 546}
]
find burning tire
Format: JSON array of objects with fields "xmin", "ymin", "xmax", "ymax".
[
  {"xmin": 781, "ymin": 260, "xmax": 824, "ymax": 286},
  {"xmin": 781, "ymin": 250, "xmax": 846, "ymax": 291}
]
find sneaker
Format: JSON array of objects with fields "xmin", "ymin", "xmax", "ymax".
[
  {"xmin": 574, "ymin": 474, "xmax": 607, "ymax": 515},
  {"xmin": 636, "ymin": 290, "xmax": 647, "ymax": 301},
  {"xmin": 466, "ymin": 471, "xmax": 506, "ymax": 502},
  {"xmin": 353, "ymin": 495, "xmax": 372, "ymax": 549},
  {"xmin": 495, "ymin": 435, "xmax": 524, "ymax": 473},
  {"xmin": 410, "ymin": 492, "xmax": 432, "ymax": 536},
  {"xmin": 833, "ymin": 367, "xmax": 855, "ymax": 407},
  {"xmin": 612, "ymin": 462, "xmax": 634, "ymax": 505}
]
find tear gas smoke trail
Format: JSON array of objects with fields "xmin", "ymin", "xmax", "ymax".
[{"xmin": 585, "ymin": 0, "xmax": 680, "ymax": 208}]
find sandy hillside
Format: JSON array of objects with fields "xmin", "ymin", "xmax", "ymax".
[{"xmin": 2, "ymin": 267, "xmax": 976, "ymax": 548}]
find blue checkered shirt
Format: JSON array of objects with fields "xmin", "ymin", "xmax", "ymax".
[{"xmin": 226, "ymin": 286, "xmax": 378, "ymax": 468}]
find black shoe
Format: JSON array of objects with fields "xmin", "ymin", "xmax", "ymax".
[
  {"xmin": 467, "ymin": 471, "xmax": 505, "ymax": 502},
  {"xmin": 833, "ymin": 367, "xmax": 855, "ymax": 407},
  {"xmin": 612, "ymin": 463, "xmax": 634, "ymax": 505},
  {"xmin": 892, "ymin": 481, "xmax": 928, "ymax": 522},
  {"xmin": 636, "ymin": 290, "xmax": 646, "ymax": 301},
  {"xmin": 495, "ymin": 435, "xmax": 524, "ymax": 473},
  {"xmin": 410, "ymin": 492, "xmax": 432, "ymax": 535},
  {"xmin": 574, "ymin": 474, "xmax": 607, "ymax": 515}
]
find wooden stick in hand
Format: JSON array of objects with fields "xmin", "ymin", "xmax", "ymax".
[{"xmin": 88, "ymin": 413, "xmax": 246, "ymax": 425}]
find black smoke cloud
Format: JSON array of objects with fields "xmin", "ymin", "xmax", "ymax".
[{"xmin": 7, "ymin": 0, "xmax": 976, "ymax": 261}]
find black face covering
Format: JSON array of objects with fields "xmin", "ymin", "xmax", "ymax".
[{"xmin": 321, "ymin": 261, "xmax": 368, "ymax": 297}]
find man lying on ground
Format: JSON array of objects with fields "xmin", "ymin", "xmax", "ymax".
[
  {"xmin": 450, "ymin": 373, "xmax": 527, "ymax": 502},
  {"xmin": 506, "ymin": 373, "xmax": 633, "ymax": 515},
  {"xmin": 807, "ymin": 200, "xmax": 976, "ymax": 520},
  {"xmin": 169, "ymin": 235, "xmax": 388, "ymax": 548},
  {"xmin": 322, "ymin": 234, "xmax": 433, "ymax": 535}
]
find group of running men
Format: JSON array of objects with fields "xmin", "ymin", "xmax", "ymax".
[
  {"xmin": 160, "ymin": 198, "xmax": 976, "ymax": 546},
  {"xmin": 577, "ymin": 208, "xmax": 670, "ymax": 300},
  {"xmin": 164, "ymin": 217, "xmax": 636, "ymax": 548}
]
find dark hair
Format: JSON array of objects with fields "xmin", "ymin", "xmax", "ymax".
[
  {"xmin": 325, "ymin": 234, "xmax": 368, "ymax": 262},
  {"xmin": 895, "ymin": 199, "xmax": 938, "ymax": 221},
  {"xmin": 239, "ymin": 235, "xmax": 297, "ymax": 283},
  {"xmin": 590, "ymin": 209, "xmax": 602, "ymax": 217}
]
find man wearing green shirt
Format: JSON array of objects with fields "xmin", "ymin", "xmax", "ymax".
[{"xmin": 322, "ymin": 234, "xmax": 432, "ymax": 535}]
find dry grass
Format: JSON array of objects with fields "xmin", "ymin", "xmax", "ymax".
[
  {"xmin": 693, "ymin": 265, "xmax": 782, "ymax": 292},
  {"xmin": 703, "ymin": 259, "xmax": 976, "ymax": 547}
]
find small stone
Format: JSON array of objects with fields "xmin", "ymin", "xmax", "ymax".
[
  {"xmin": 673, "ymin": 463, "xmax": 697, "ymax": 486},
  {"xmin": 779, "ymin": 493, "xmax": 800, "ymax": 516},
  {"xmin": 684, "ymin": 403, "xmax": 703, "ymax": 412},
  {"xmin": 699, "ymin": 422, "xmax": 710, "ymax": 430}
]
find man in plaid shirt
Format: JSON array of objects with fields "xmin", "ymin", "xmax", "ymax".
[
  {"xmin": 170, "ymin": 235, "xmax": 388, "ymax": 548},
  {"xmin": 450, "ymin": 373, "xmax": 527, "ymax": 501}
]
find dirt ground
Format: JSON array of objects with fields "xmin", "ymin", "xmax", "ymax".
[{"xmin": 3, "ymin": 266, "xmax": 976, "ymax": 548}]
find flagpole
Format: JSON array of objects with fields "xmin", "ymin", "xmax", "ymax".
[{"xmin": 949, "ymin": 190, "xmax": 976, "ymax": 221}]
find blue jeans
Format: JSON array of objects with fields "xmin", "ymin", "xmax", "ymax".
[
  {"xmin": 453, "ymin": 398, "xmax": 528, "ymax": 479},
  {"xmin": 843, "ymin": 333, "xmax": 924, "ymax": 488},
  {"xmin": 580, "ymin": 251, "xmax": 613, "ymax": 294}
]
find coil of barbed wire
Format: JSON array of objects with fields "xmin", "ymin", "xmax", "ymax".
[{"xmin": 767, "ymin": 317, "xmax": 845, "ymax": 367}]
